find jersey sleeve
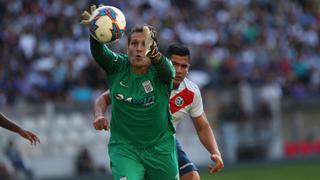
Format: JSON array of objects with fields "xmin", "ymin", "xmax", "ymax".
[
  {"xmin": 152, "ymin": 56, "xmax": 175, "ymax": 86},
  {"xmin": 90, "ymin": 36, "xmax": 129, "ymax": 75},
  {"xmin": 189, "ymin": 85, "xmax": 204, "ymax": 118}
]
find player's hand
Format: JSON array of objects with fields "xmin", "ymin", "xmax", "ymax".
[
  {"xmin": 208, "ymin": 153, "xmax": 224, "ymax": 173},
  {"xmin": 80, "ymin": 4, "xmax": 97, "ymax": 26},
  {"xmin": 18, "ymin": 129, "xmax": 40, "ymax": 145},
  {"xmin": 143, "ymin": 25, "xmax": 161, "ymax": 63},
  {"xmin": 93, "ymin": 115, "xmax": 109, "ymax": 131}
]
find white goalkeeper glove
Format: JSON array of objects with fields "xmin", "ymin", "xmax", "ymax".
[
  {"xmin": 80, "ymin": 5, "xmax": 97, "ymax": 26},
  {"xmin": 80, "ymin": 4, "xmax": 106, "ymax": 25},
  {"xmin": 143, "ymin": 25, "xmax": 162, "ymax": 63}
]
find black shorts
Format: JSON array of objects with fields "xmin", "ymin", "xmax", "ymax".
[{"xmin": 176, "ymin": 139, "xmax": 198, "ymax": 176}]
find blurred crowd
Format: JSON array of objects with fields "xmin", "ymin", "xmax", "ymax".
[{"xmin": 1, "ymin": 0, "xmax": 320, "ymax": 106}]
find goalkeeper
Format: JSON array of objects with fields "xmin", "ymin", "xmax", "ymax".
[{"xmin": 81, "ymin": 5, "xmax": 179, "ymax": 180}]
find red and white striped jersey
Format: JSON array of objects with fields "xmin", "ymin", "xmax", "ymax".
[{"xmin": 169, "ymin": 78, "xmax": 203, "ymax": 127}]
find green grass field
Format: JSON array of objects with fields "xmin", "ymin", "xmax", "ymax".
[
  {"xmin": 43, "ymin": 159, "xmax": 320, "ymax": 180},
  {"xmin": 200, "ymin": 159, "xmax": 320, "ymax": 180}
]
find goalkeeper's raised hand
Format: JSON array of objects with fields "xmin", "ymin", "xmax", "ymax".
[
  {"xmin": 80, "ymin": 5, "xmax": 97, "ymax": 26},
  {"xmin": 143, "ymin": 26, "xmax": 162, "ymax": 64}
]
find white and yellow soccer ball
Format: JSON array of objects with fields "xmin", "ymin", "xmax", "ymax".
[{"xmin": 89, "ymin": 6, "xmax": 126, "ymax": 43}]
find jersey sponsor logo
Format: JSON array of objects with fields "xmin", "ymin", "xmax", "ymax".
[
  {"xmin": 175, "ymin": 96, "xmax": 184, "ymax": 106},
  {"xmin": 120, "ymin": 177, "xmax": 127, "ymax": 180},
  {"xmin": 170, "ymin": 88, "xmax": 194, "ymax": 114},
  {"xmin": 142, "ymin": 80, "xmax": 153, "ymax": 93},
  {"xmin": 124, "ymin": 97, "xmax": 132, "ymax": 102},
  {"xmin": 116, "ymin": 94, "xmax": 124, "ymax": 100},
  {"xmin": 120, "ymin": 81, "xmax": 129, "ymax": 88},
  {"xmin": 115, "ymin": 94, "xmax": 155, "ymax": 106}
]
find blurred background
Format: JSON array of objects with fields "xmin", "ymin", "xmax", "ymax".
[{"xmin": 1, "ymin": 0, "xmax": 320, "ymax": 179}]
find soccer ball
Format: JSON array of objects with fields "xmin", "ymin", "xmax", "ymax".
[{"xmin": 89, "ymin": 6, "xmax": 126, "ymax": 43}]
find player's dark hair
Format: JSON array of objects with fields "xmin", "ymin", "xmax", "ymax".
[
  {"xmin": 127, "ymin": 25, "xmax": 157, "ymax": 44},
  {"xmin": 165, "ymin": 44, "xmax": 190, "ymax": 59}
]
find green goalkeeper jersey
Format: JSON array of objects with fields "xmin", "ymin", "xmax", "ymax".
[{"xmin": 90, "ymin": 38, "xmax": 176, "ymax": 147}]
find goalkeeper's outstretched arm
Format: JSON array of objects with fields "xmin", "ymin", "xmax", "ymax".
[{"xmin": 81, "ymin": 5, "xmax": 126, "ymax": 74}]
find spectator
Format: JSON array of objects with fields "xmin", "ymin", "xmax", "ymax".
[
  {"xmin": 0, "ymin": 0, "xmax": 320, "ymax": 105},
  {"xmin": 0, "ymin": 153, "xmax": 12, "ymax": 180},
  {"xmin": 5, "ymin": 140, "xmax": 33, "ymax": 179},
  {"xmin": 75, "ymin": 147, "xmax": 95, "ymax": 175}
]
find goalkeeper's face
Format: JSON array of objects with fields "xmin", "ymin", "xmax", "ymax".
[
  {"xmin": 128, "ymin": 32, "xmax": 151, "ymax": 68},
  {"xmin": 171, "ymin": 54, "xmax": 190, "ymax": 88}
]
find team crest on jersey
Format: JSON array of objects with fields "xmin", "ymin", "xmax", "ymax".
[
  {"xmin": 175, "ymin": 96, "xmax": 184, "ymax": 107},
  {"xmin": 142, "ymin": 80, "xmax": 153, "ymax": 93}
]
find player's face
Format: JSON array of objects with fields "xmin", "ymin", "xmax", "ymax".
[
  {"xmin": 128, "ymin": 32, "xmax": 150, "ymax": 68},
  {"xmin": 171, "ymin": 54, "xmax": 190, "ymax": 87}
]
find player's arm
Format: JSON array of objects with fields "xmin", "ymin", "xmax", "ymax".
[
  {"xmin": 81, "ymin": 5, "xmax": 128, "ymax": 74},
  {"xmin": 144, "ymin": 26, "xmax": 175, "ymax": 85},
  {"xmin": 192, "ymin": 113, "xmax": 224, "ymax": 173},
  {"xmin": 190, "ymin": 85, "xmax": 224, "ymax": 173},
  {"xmin": 0, "ymin": 112, "xmax": 40, "ymax": 145},
  {"xmin": 153, "ymin": 56, "xmax": 175, "ymax": 85},
  {"xmin": 93, "ymin": 90, "xmax": 111, "ymax": 131},
  {"xmin": 90, "ymin": 36, "xmax": 128, "ymax": 74}
]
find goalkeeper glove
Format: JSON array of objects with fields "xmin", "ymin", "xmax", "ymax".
[
  {"xmin": 143, "ymin": 25, "xmax": 162, "ymax": 64},
  {"xmin": 80, "ymin": 5, "xmax": 97, "ymax": 25}
]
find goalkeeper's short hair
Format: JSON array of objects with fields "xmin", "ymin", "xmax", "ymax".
[{"xmin": 127, "ymin": 24, "xmax": 157, "ymax": 44}]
